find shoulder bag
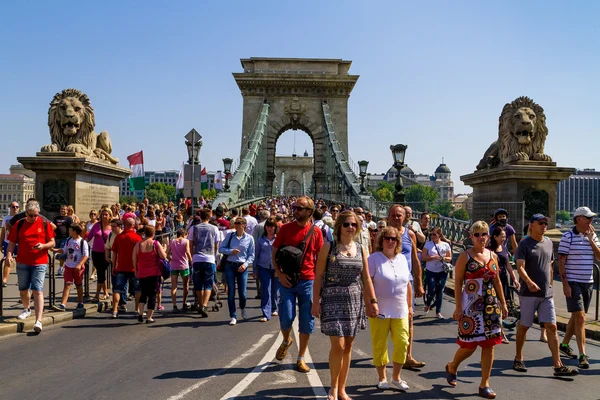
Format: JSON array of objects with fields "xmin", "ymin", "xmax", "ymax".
[
  {"xmin": 433, "ymin": 242, "xmax": 453, "ymax": 274},
  {"xmin": 275, "ymin": 225, "xmax": 315, "ymax": 287},
  {"xmin": 217, "ymin": 232, "xmax": 234, "ymax": 272}
]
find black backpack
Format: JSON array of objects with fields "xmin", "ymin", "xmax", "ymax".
[{"xmin": 275, "ymin": 225, "xmax": 315, "ymax": 287}]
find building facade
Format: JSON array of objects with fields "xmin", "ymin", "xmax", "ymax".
[
  {"xmin": 0, "ymin": 174, "xmax": 35, "ymax": 216},
  {"xmin": 274, "ymin": 152, "xmax": 314, "ymax": 196},
  {"xmin": 556, "ymin": 168, "xmax": 600, "ymax": 214}
]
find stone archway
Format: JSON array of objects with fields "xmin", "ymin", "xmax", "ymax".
[{"xmin": 233, "ymin": 57, "xmax": 359, "ymax": 196}]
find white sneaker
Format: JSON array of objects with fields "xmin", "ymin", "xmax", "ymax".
[
  {"xmin": 241, "ymin": 309, "xmax": 247, "ymax": 319},
  {"xmin": 229, "ymin": 317, "xmax": 237, "ymax": 325},
  {"xmin": 272, "ymin": 311, "xmax": 278, "ymax": 316},
  {"xmin": 377, "ymin": 381, "xmax": 389, "ymax": 389},
  {"xmin": 17, "ymin": 309, "xmax": 31, "ymax": 320},
  {"xmin": 57, "ymin": 266, "xmax": 64, "ymax": 276},
  {"xmin": 33, "ymin": 320, "xmax": 43, "ymax": 333},
  {"xmin": 391, "ymin": 379, "xmax": 409, "ymax": 391}
]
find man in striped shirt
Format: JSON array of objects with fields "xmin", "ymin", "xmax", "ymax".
[{"xmin": 557, "ymin": 206, "xmax": 600, "ymax": 369}]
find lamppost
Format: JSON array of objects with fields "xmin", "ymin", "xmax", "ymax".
[
  {"xmin": 185, "ymin": 128, "xmax": 202, "ymax": 216},
  {"xmin": 222, "ymin": 157, "xmax": 233, "ymax": 192},
  {"xmin": 390, "ymin": 144, "xmax": 407, "ymax": 204},
  {"xmin": 358, "ymin": 160, "xmax": 369, "ymax": 194}
]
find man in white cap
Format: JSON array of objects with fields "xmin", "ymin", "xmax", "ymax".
[{"xmin": 557, "ymin": 206, "xmax": 600, "ymax": 369}]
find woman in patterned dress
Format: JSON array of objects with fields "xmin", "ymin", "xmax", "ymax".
[
  {"xmin": 445, "ymin": 220, "xmax": 508, "ymax": 399},
  {"xmin": 312, "ymin": 210, "xmax": 379, "ymax": 400}
]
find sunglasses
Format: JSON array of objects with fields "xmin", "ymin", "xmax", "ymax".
[
  {"xmin": 536, "ymin": 221, "xmax": 549, "ymax": 226},
  {"xmin": 383, "ymin": 236, "xmax": 398, "ymax": 242},
  {"xmin": 331, "ymin": 209, "xmax": 339, "ymax": 212},
  {"xmin": 234, "ymin": 222, "xmax": 245, "ymax": 225},
  {"xmin": 472, "ymin": 232, "xmax": 489, "ymax": 238},
  {"xmin": 342, "ymin": 222, "xmax": 358, "ymax": 228},
  {"xmin": 11, "ymin": 205, "xmax": 19, "ymax": 209},
  {"xmin": 292, "ymin": 206, "xmax": 310, "ymax": 212}
]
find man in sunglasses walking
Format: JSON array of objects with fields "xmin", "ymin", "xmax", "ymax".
[
  {"xmin": 557, "ymin": 207, "xmax": 600, "ymax": 369},
  {"xmin": 272, "ymin": 196, "xmax": 324, "ymax": 373},
  {"xmin": 513, "ymin": 214, "xmax": 578, "ymax": 377}
]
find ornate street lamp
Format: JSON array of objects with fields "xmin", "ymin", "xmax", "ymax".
[
  {"xmin": 358, "ymin": 160, "xmax": 369, "ymax": 194},
  {"xmin": 390, "ymin": 144, "xmax": 407, "ymax": 203},
  {"xmin": 223, "ymin": 157, "xmax": 233, "ymax": 192},
  {"xmin": 185, "ymin": 129, "xmax": 202, "ymax": 216}
]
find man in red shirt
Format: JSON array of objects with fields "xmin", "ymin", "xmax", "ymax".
[
  {"xmin": 110, "ymin": 215, "xmax": 142, "ymax": 318},
  {"xmin": 5, "ymin": 200, "xmax": 55, "ymax": 333},
  {"xmin": 272, "ymin": 196, "xmax": 324, "ymax": 373}
]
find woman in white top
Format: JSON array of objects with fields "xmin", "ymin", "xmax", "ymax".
[
  {"xmin": 367, "ymin": 226, "xmax": 413, "ymax": 392},
  {"xmin": 421, "ymin": 227, "xmax": 452, "ymax": 318}
]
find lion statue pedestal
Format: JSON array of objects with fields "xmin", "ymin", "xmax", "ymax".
[
  {"xmin": 461, "ymin": 96, "xmax": 575, "ymax": 234},
  {"xmin": 16, "ymin": 89, "xmax": 131, "ymax": 220}
]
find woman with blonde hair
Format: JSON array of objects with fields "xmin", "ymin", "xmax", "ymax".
[
  {"xmin": 445, "ymin": 220, "xmax": 508, "ymax": 399},
  {"xmin": 366, "ymin": 226, "xmax": 413, "ymax": 391},
  {"xmin": 67, "ymin": 205, "xmax": 80, "ymax": 224},
  {"xmin": 313, "ymin": 210, "xmax": 378, "ymax": 400}
]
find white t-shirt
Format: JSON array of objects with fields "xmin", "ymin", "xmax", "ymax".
[
  {"xmin": 188, "ymin": 223, "xmax": 220, "ymax": 264},
  {"xmin": 367, "ymin": 252, "xmax": 410, "ymax": 319},
  {"xmin": 423, "ymin": 240, "xmax": 451, "ymax": 273},
  {"xmin": 2, "ymin": 215, "xmax": 12, "ymax": 244},
  {"xmin": 244, "ymin": 215, "xmax": 258, "ymax": 235},
  {"xmin": 63, "ymin": 237, "xmax": 89, "ymax": 269}
]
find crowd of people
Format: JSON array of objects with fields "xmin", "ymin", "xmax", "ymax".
[{"xmin": 1, "ymin": 196, "xmax": 598, "ymax": 399}]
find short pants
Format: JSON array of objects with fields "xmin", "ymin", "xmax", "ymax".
[
  {"xmin": 519, "ymin": 296, "xmax": 556, "ymax": 327},
  {"xmin": 566, "ymin": 281, "xmax": 593, "ymax": 313},
  {"xmin": 171, "ymin": 269, "xmax": 190, "ymax": 278},
  {"xmin": 64, "ymin": 266, "xmax": 84, "ymax": 286},
  {"xmin": 16, "ymin": 263, "xmax": 47, "ymax": 292}
]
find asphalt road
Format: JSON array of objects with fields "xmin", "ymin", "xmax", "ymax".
[{"xmin": 1, "ymin": 282, "xmax": 599, "ymax": 400}]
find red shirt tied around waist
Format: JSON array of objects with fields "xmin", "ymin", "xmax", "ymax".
[
  {"xmin": 112, "ymin": 229, "xmax": 142, "ymax": 273},
  {"xmin": 8, "ymin": 216, "xmax": 55, "ymax": 265},
  {"xmin": 273, "ymin": 221, "xmax": 324, "ymax": 281}
]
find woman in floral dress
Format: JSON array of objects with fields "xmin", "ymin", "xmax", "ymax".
[{"xmin": 445, "ymin": 221, "xmax": 508, "ymax": 399}]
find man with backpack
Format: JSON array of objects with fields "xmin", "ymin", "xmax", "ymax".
[
  {"xmin": 189, "ymin": 208, "xmax": 220, "ymax": 318},
  {"xmin": 272, "ymin": 196, "xmax": 324, "ymax": 373},
  {"xmin": 5, "ymin": 200, "xmax": 55, "ymax": 334}
]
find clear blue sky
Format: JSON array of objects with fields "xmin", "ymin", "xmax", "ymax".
[{"xmin": 1, "ymin": 1, "xmax": 598, "ymax": 194}]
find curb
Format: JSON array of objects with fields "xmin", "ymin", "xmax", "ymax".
[
  {"xmin": 0, "ymin": 303, "xmax": 101, "ymax": 337},
  {"xmin": 442, "ymin": 279, "xmax": 600, "ymax": 341}
]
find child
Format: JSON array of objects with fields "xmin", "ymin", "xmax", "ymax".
[
  {"xmin": 168, "ymin": 228, "xmax": 192, "ymax": 312},
  {"xmin": 53, "ymin": 223, "xmax": 89, "ymax": 310}
]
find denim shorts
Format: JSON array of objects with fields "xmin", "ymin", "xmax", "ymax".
[
  {"xmin": 278, "ymin": 279, "xmax": 314, "ymax": 334},
  {"xmin": 113, "ymin": 272, "xmax": 141, "ymax": 294},
  {"xmin": 17, "ymin": 263, "xmax": 47, "ymax": 292},
  {"xmin": 2, "ymin": 241, "xmax": 17, "ymax": 256},
  {"xmin": 193, "ymin": 262, "xmax": 216, "ymax": 290}
]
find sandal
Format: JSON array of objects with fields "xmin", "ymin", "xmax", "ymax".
[
  {"xmin": 90, "ymin": 297, "xmax": 100, "ymax": 303},
  {"xmin": 479, "ymin": 386, "xmax": 496, "ymax": 399},
  {"xmin": 445, "ymin": 363, "xmax": 457, "ymax": 387}
]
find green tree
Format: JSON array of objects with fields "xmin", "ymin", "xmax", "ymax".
[
  {"xmin": 453, "ymin": 208, "xmax": 470, "ymax": 221},
  {"xmin": 201, "ymin": 188, "xmax": 217, "ymax": 199},
  {"xmin": 147, "ymin": 183, "xmax": 176, "ymax": 202},
  {"xmin": 119, "ymin": 195, "xmax": 139, "ymax": 205},
  {"xmin": 404, "ymin": 184, "xmax": 440, "ymax": 211},
  {"xmin": 432, "ymin": 200, "xmax": 454, "ymax": 217},
  {"xmin": 371, "ymin": 181, "xmax": 395, "ymax": 202},
  {"xmin": 147, "ymin": 188, "xmax": 168, "ymax": 204},
  {"xmin": 556, "ymin": 210, "xmax": 570, "ymax": 222}
]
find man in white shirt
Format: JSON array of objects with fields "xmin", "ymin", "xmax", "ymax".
[{"xmin": 242, "ymin": 207, "xmax": 258, "ymax": 236}]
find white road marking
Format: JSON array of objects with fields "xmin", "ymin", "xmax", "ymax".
[
  {"xmin": 220, "ymin": 331, "xmax": 283, "ymax": 399},
  {"xmin": 293, "ymin": 319, "xmax": 328, "ymax": 399},
  {"xmin": 353, "ymin": 347, "xmax": 371, "ymax": 358},
  {"xmin": 166, "ymin": 333, "xmax": 275, "ymax": 400}
]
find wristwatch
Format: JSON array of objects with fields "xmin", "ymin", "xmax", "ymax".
[{"xmin": 370, "ymin": 298, "xmax": 378, "ymax": 304}]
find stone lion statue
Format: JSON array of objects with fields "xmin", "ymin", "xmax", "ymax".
[
  {"xmin": 476, "ymin": 96, "xmax": 551, "ymax": 170},
  {"xmin": 40, "ymin": 88, "xmax": 118, "ymax": 164}
]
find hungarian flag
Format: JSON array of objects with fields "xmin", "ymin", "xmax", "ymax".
[
  {"xmin": 200, "ymin": 167, "xmax": 208, "ymax": 190},
  {"xmin": 127, "ymin": 151, "xmax": 145, "ymax": 191},
  {"xmin": 176, "ymin": 162, "xmax": 184, "ymax": 190},
  {"xmin": 214, "ymin": 171, "xmax": 223, "ymax": 190}
]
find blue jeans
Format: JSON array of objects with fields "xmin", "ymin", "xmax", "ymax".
[
  {"xmin": 192, "ymin": 262, "xmax": 216, "ymax": 291},
  {"xmin": 224, "ymin": 261, "xmax": 248, "ymax": 319},
  {"xmin": 258, "ymin": 267, "xmax": 278, "ymax": 319},
  {"xmin": 425, "ymin": 270, "xmax": 448, "ymax": 314},
  {"xmin": 278, "ymin": 279, "xmax": 314, "ymax": 334},
  {"xmin": 16, "ymin": 264, "xmax": 47, "ymax": 292}
]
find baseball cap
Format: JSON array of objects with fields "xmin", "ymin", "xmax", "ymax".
[
  {"xmin": 574, "ymin": 206, "xmax": 597, "ymax": 218},
  {"xmin": 530, "ymin": 213, "xmax": 550, "ymax": 223},
  {"xmin": 122, "ymin": 212, "xmax": 136, "ymax": 222}
]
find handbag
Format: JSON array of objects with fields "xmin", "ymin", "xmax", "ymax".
[
  {"xmin": 154, "ymin": 240, "xmax": 171, "ymax": 280},
  {"xmin": 217, "ymin": 232, "xmax": 234, "ymax": 272},
  {"xmin": 275, "ymin": 225, "xmax": 315, "ymax": 287},
  {"xmin": 433, "ymin": 242, "xmax": 453, "ymax": 273}
]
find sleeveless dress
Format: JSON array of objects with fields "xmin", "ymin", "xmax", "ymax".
[
  {"xmin": 320, "ymin": 241, "xmax": 367, "ymax": 337},
  {"xmin": 457, "ymin": 251, "xmax": 502, "ymax": 348}
]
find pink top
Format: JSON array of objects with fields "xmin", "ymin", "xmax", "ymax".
[
  {"xmin": 136, "ymin": 241, "xmax": 161, "ymax": 279},
  {"xmin": 86, "ymin": 222, "xmax": 112, "ymax": 252},
  {"xmin": 170, "ymin": 239, "xmax": 189, "ymax": 270}
]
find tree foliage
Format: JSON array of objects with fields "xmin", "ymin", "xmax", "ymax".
[
  {"xmin": 147, "ymin": 188, "xmax": 168, "ymax": 205},
  {"xmin": 453, "ymin": 208, "xmax": 470, "ymax": 221},
  {"xmin": 431, "ymin": 200, "xmax": 454, "ymax": 217},
  {"xmin": 556, "ymin": 210, "xmax": 570, "ymax": 222},
  {"xmin": 404, "ymin": 184, "xmax": 440, "ymax": 211},
  {"xmin": 119, "ymin": 195, "xmax": 139, "ymax": 205},
  {"xmin": 371, "ymin": 181, "xmax": 394, "ymax": 202},
  {"xmin": 202, "ymin": 188, "xmax": 217, "ymax": 199}
]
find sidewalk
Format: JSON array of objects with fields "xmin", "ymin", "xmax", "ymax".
[
  {"xmin": 443, "ymin": 275, "xmax": 600, "ymax": 340},
  {"xmin": 0, "ymin": 262, "xmax": 103, "ymax": 336}
]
